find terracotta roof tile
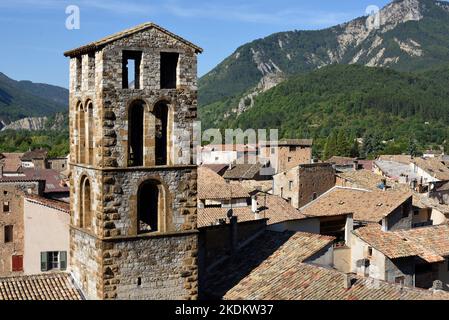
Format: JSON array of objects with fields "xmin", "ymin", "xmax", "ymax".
[
  {"xmin": 24, "ymin": 194, "xmax": 70, "ymax": 213},
  {"xmin": 64, "ymin": 22, "xmax": 202, "ymax": 57},
  {"xmin": 224, "ymin": 246, "xmax": 449, "ymax": 300},
  {"xmin": 203, "ymin": 231, "xmax": 334, "ymax": 299},
  {"xmin": 354, "ymin": 225, "xmax": 443, "ymax": 262},
  {"xmin": 198, "ymin": 166, "xmax": 249, "ymax": 200},
  {"xmin": 198, "ymin": 194, "xmax": 307, "ymax": 228},
  {"xmin": 0, "ymin": 273, "xmax": 83, "ymax": 300},
  {"xmin": 300, "ymin": 187, "xmax": 412, "ymax": 223}
]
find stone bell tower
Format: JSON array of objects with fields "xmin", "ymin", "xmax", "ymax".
[{"xmin": 64, "ymin": 23, "xmax": 201, "ymax": 300}]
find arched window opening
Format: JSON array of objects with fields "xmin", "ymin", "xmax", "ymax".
[
  {"xmin": 137, "ymin": 180, "xmax": 164, "ymax": 233},
  {"xmin": 153, "ymin": 101, "xmax": 168, "ymax": 166},
  {"xmin": 78, "ymin": 104, "xmax": 86, "ymax": 164},
  {"xmin": 87, "ymin": 102, "xmax": 94, "ymax": 165},
  {"xmin": 128, "ymin": 101, "xmax": 144, "ymax": 167},
  {"xmin": 79, "ymin": 176, "xmax": 92, "ymax": 230}
]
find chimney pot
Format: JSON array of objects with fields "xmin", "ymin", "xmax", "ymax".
[{"xmin": 343, "ymin": 274, "xmax": 352, "ymax": 289}]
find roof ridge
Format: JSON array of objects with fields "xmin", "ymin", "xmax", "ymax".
[{"xmin": 64, "ymin": 21, "xmax": 202, "ymax": 57}]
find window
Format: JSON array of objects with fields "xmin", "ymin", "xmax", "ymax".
[
  {"xmin": 160, "ymin": 52, "xmax": 179, "ymax": 89},
  {"xmin": 138, "ymin": 180, "xmax": 165, "ymax": 234},
  {"xmin": 288, "ymin": 181, "xmax": 293, "ymax": 191},
  {"xmin": 122, "ymin": 51, "xmax": 142, "ymax": 89},
  {"xmin": 289, "ymin": 146, "xmax": 297, "ymax": 152},
  {"xmin": 368, "ymin": 246, "xmax": 373, "ymax": 258},
  {"xmin": 271, "ymin": 148, "xmax": 275, "ymax": 155},
  {"xmin": 288, "ymin": 157, "xmax": 292, "ymax": 163},
  {"xmin": 3, "ymin": 191, "xmax": 7, "ymax": 195},
  {"xmin": 153, "ymin": 101, "xmax": 169, "ymax": 166},
  {"xmin": 12, "ymin": 255, "xmax": 23, "ymax": 272},
  {"xmin": 77, "ymin": 102, "xmax": 86, "ymax": 163},
  {"xmin": 88, "ymin": 53, "xmax": 95, "ymax": 89},
  {"xmin": 76, "ymin": 56, "xmax": 82, "ymax": 90},
  {"xmin": 128, "ymin": 101, "xmax": 145, "ymax": 167},
  {"xmin": 79, "ymin": 176, "xmax": 92, "ymax": 229},
  {"xmin": 86, "ymin": 102, "xmax": 94, "ymax": 165},
  {"xmin": 402, "ymin": 206, "xmax": 409, "ymax": 218},
  {"xmin": 3, "ymin": 201, "xmax": 9, "ymax": 213},
  {"xmin": 395, "ymin": 276, "xmax": 405, "ymax": 285},
  {"xmin": 4, "ymin": 225, "xmax": 13, "ymax": 243},
  {"xmin": 41, "ymin": 251, "xmax": 67, "ymax": 272}
]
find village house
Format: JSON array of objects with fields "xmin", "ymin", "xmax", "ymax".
[
  {"xmin": 337, "ymin": 168, "xmax": 449, "ymax": 227},
  {"xmin": 273, "ymin": 163, "xmax": 335, "ymax": 209},
  {"xmin": 198, "ymin": 166, "xmax": 250, "ymax": 210},
  {"xmin": 327, "ymin": 156, "xmax": 373, "ymax": 173},
  {"xmin": 351, "ymin": 224, "xmax": 449, "ymax": 290},
  {"xmin": 0, "ymin": 179, "xmax": 70, "ymax": 277},
  {"xmin": 300, "ymin": 186, "xmax": 413, "ymax": 231},
  {"xmin": 259, "ymin": 139, "xmax": 313, "ymax": 174},
  {"xmin": 0, "ymin": 273, "xmax": 83, "ymax": 300},
  {"xmin": 197, "ymin": 144, "xmax": 258, "ymax": 165},
  {"xmin": 23, "ymin": 195, "xmax": 70, "ymax": 275},
  {"xmin": 200, "ymin": 224, "xmax": 449, "ymax": 300}
]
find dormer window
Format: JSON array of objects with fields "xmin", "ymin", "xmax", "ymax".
[
  {"xmin": 160, "ymin": 52, "xmax": 179, "ymax": 89},
  {"xmin": 122, "ymin": 51, "xmax": 142, "ymax": 89}
]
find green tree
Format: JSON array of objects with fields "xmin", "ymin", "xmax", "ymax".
[{"xmin": 323, "ymin": 130, "xmax": 338, "ymax": 160}]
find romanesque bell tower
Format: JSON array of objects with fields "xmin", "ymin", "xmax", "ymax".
[{"xmin": 64, "ymin": 23, "xmax": 201, "ymax": 300}]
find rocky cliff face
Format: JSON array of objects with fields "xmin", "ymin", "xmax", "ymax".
[{"xmin": 1, "ymin": 112, "xmax": 67, "ymax": 131}]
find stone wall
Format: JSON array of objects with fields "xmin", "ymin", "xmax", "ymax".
[
  {"xmin": 68, "ymin": 24, "xmax": 200, "ymax": 300},
  {"xmin": 273, "ymin": 163, "xmax": 335, "ymax": 209},
  {"xmin": 0, "ymin": 185, "xmax": 24, "ymax": 276}
]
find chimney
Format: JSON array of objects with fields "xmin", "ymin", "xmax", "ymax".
[
  {"xmin": 432, "ymin": 280, "xmax": 444, "ymax": 292},
  {"xmin": 343, "ymin": 274, "xmax": 352, "ymax": 289},
  {"xmin": 251, "ymin": 196, "xmax": 258, "ymax": 213},
  {"xmin": 353, "ymin": 160, "xmax": 359, "ymax": 171}
]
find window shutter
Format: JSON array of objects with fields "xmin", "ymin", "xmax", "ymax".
[
  {"xmin": 40, "ymin": 252, "xmax": 48, "ymax": 271},
  {"xmin": 12, "ymin": 255, "xmax": 23, "ymax": 272},
  {"xmin": 60, "ymin": 251, "xmax": 67, "ymax": 270}
]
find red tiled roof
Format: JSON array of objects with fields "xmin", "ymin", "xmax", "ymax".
[
  {"xmin": 0, "ymin": 273, "xmax": 83, "ymax": 300},
  {"xmin": 24, "ymin": 194, "xmax": 70, "ymax": 213}
]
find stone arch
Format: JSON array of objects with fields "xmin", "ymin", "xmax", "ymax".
[
  {"xmin": 76, "ymin": 101, "xmax": 86, "ymax": 164},
  {"xmin": 127, "ymin": 99, "xmax": 146, "ymax": 167},
  {"xmin": 85, "ymin": 100, "xmax": 94, "ymax": 165},
  {"xmin": 135, "ymin": 177, "xmax": 170, "ymax": 234},
  {"xmin": 79, "ymin": 175, "xmax": 93, "ymax": 230}
]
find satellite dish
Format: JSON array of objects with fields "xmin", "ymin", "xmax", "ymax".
[{"xmin": 227, "ymin": 209, "xmax": 234, "ymax": 219}]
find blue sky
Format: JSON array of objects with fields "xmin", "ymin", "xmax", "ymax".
[{"xmin": 0, "ymin": 0, "xmax": 392, "ymax": 88}]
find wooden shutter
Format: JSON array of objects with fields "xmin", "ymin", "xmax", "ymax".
[
  {"xmin": 40, "ymin": 252, "xmax": 48, "ymax": 271},
  {"xmin": 59, "ymin": 251, "xmax": 67, "ymax": 270},
  {"xmin": 12, "ymin": 255, "xmax": 23, "ymax": 272}
]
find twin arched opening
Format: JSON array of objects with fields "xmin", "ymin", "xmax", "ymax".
[{"xmin": 128, "ymin": 100, "xmax": 170, "ymax": 167}]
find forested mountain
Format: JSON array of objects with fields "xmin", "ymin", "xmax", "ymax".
[{"xmin": 199, "ymin": 0, "xmax": 449, "ymax": 130}]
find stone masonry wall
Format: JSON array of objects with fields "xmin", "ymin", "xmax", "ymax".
[
  {"xmin": 68, "ymin": 25, "xmax": 199, "ymax": 300},
  {"xmin": 0, "ymin": 185, "xmax": 24, "ymax": 276}
]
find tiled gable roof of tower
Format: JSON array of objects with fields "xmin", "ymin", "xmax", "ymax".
[
  {"xmin": 0, "ymin": 273, "xmax": 84, "ymax": 300},
  {"xmin": 64, "ymin": 22, "xmax": 203, "ymax": 57}
]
